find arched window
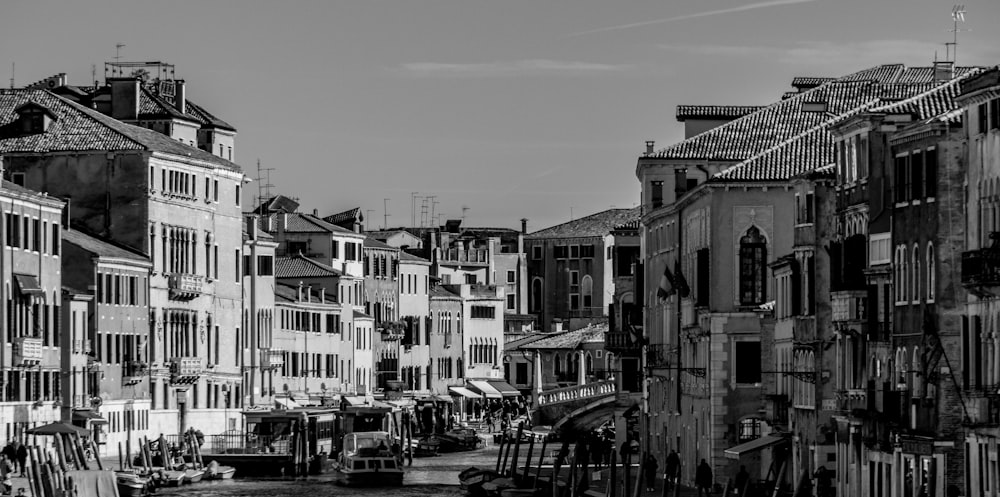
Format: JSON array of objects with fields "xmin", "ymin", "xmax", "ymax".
[
  {"xmin": 894, "ymin": 246, "xmax": 902, "ymax": 303},
  {"xmin": 927, "ymin": 243, "xmax": 935, "ymax": 302},
  {"xmin": 531, "ymin": 278, "xmax": 543, "ymax": 312},
  {"xmin": 554, "ymin": 353, "xmax": 562, "ymax": 375},
  {"xmin": 901, "ymin": 246, "xmax": 909, "ymax": 302},
  {"xmin": 912, "ymin": 346, "xmax": 922, "ymax": 397},
  {"xmin": 581, "ymin": 275, "xmax": 594, "ymax": 309},
  {"xmin": 739, "ymin": 226, "xmax": 767, "ymax": 305},
  {"xmin": 586, "ymin": 352, "xmax": 593, "ymax": 375},
  {"xmin": 912, "ymin": 244, "xmax": 920, "ymax": 302}
]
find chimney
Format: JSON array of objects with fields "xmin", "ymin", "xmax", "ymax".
[
  {"xmin": 933, "ymin": 61, "xmax": 955, "ymax": 84},
  {"xmin": 645, "ymin": 140, "xmax": 655, "ymax": 154},
  {"xmin": 298, "ymin": 281, "xmax": 304, "ymax": 302},
  {"xmin": 175, "ymin": 80, "xmax": 186, "ymax": 114},
  {"xmin": 520, "ymin": 218, "xmax": 528, "ymax": 235},
  {"xmin": 306, "ymin": 285, "xmax": 312, "ymax": 303},
  {"xmin": 109, "ymin": 78, "xmax": 140, "ymax": 121},
  {"xmin": 313, "ymin": 208, "xmax": 318, "ymax": 217},
  {"xmin": 278, "ymin": 214, "xmax": 288, "ymax": 236},
  {"xmin": 320, "ymin": 288, "xmax": 326, "ymax": 304},
  {"xmin": 247, "ymin": 215, "xmax": 258, "ymax": 241}
]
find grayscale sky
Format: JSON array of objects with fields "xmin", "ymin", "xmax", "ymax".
[{"xmin": 3, "ymin": 0, "xmax": 1000, "ymax": 232}]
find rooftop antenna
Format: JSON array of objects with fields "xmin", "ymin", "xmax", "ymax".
[
  {"xmin": 411, "ymin": 192, "xmax": 419, "ymax": 228},
  {"xmin": 462, "ymin": 206, "xmax": 469, "ymax": 224},
  {"xmin": 430, "ymin": 197, "xmax": 439, "ymax": 227},
  {"xmin": 570, "ymin": 206, "xmax": 575, "ymax": 221},
  {"xmin": 114, "ymin": 43, "xmax": 126, "ymax": 63},
  {"xmin": 255, "ymin": 159, "xmax": 275, "ymax": 211},
  {"xmin": 420, "ymin": 197, "xmax": 429, "ymax": 227},
  {"xmin": 946, "ymin": 5, "xmax": 968, "ymax": 63},
  {"xmin": 91, "ymin": 64, "xmax": 97, "ymax": 87},
  {"xmin": 383, "ymin": 198, "xmax": 391, "ymax": 230},
  {"xmin": 9, "ymin": 62, "xmax": 13, "ymax": 89}
]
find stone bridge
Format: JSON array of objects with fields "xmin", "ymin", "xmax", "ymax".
[{"xmin": 534, "ymin": 380, "xmax": 638, "ymax": 435}]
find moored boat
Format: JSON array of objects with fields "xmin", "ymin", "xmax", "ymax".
[
  {"xmin": 333, "ymin": 431, "xmax": 404, "ymax": 487},
  {"xmin": 115, "ymin": 471, "xmax": 148, "ymax": 497},
  {"xmin": 206, "ymin": 462, "xmax": 236, "ymax": 479},
  {"xmin": 161, "ymin": 470, "xmax": 186, "ymax": 487},
  {"xmin": 183, "ymin": 468, "xmax": 205, "ymax": 484}
]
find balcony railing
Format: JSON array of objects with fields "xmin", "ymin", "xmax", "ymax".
[
  {"xmin": 440, "ymin": 248, "xmax": 489, "ymax": 265},
  {"xmin": 261, "ymin": 349, "xmax": 284, "ymax": 370},
  {"xmin": 965, "ymin": 397, "xmax": 1000, "ymax": 427},
  {"xmin": 123, "ymin": 361, "xmax": 148, "ymax": 385},
  {"xmin": 605, "ymin": 331, "xmax": 641, "ymax": 354},
  {"xmin": 646, "ymin": 344, "xmax": 671, "ymax": 369},
  {"xmin": 169, "ymin": 357, "xmax": 203, "ymax": 385},
  {"xmin": 14, "ymin": 337, "xmax": 42, "ymax": 365},
  {"xmin": 831, "ymin": 291, "xmax": 867, "ymax": 323},
  {"xmin": 71, "ymin": 339, "xmax": 94, "ymax": 355},
  {"xmin": 963, "ymin": 249, "xmax": 1000, "ymax": 287},
  {"xmin": 836, "ymin": 388, "xmax": 871, "ymax": 416},
  {"xmin": 168, "ymin": 273, "xmax": 203, "ymax": 300}
]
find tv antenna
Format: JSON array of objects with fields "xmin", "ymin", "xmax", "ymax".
[
  {"xmin": 411, "ymin": 192, "xmax": 419, "ymax": 227},
  {"xmin": 255, "ymin": 159, "xmax": 275, "ymax": 210},
  {"xmin": 9, "ymin": 62, "xmax": 13, "ymax": 89},
  {"xmin": 462, "ymin": 206, "xmax": 469, "ymax": 224},
  {"xmin": 115, "ymin": 43, "xmax": 126, "ymax": 62},
  {"xmin": 383, "ymin": 198, "xmax": 391, "ymax": 230},
  {"xmin": 946, "ymin": 5, "xmax": 969, "ymax": 63}
]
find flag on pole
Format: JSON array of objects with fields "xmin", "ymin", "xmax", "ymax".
[
  {"xmin": 675, "ymin": 260, "xmax": 691, "ymax": 298},
  {"xmin": 657, "ymin": 263, "xmax": 678, "ymax": 301}
]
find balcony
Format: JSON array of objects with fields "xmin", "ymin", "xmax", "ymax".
[
  {"xmin": 646, "ymin": 344, "xmax": 671, "ymax": 369},
  {"xmin": 123, "ymin": 361, "xmax": 148, "ymax": 385},
  {"xmin": 605, "ymin": 331, "xmax": 641, "ymax": 355},
  {"xmin": 965, "ymin": 397, "xmax": 1000, "ymax": 428},
  {"xmin": 836, "ymin": 388, "xmax": 871, "ymax": 416},
  {"xmin": 962, "ymin": 249, "xmax": 1000, "ymax": 288},
  {"xmin": 169, "ymin": 357, "xmax": 203, "ymax": 385},
  {"xmin": 440, "ymin": 248, "xmax": 489, "ymax": 266},
  {"xmin": 792, "ymin": 316, "xmax": 817, "ymax": 344},
  {"xmin": 14, "ymin": 337, "xmax": 42, "ymax": 365},
  {"xmin": 168, "ymin": 273, "xmax": 203, "ymax": 301},
  {"xmin": 379, "ymin": 321, "xmax": 406, "ymax": 341},
  {"xmin": 793, "ymin": 223, "xmax": 815, "ymax": 248},
  {"xmin": 261, "ymin": 349, "xmax": 284, "ymax": 371},
  {"xmin": 765, "ymin": 394, "xmax": 790, "ymax": 428},
  {"xmin": 832, "ymin": 290, "xmax": 867, "ymax": 325}
]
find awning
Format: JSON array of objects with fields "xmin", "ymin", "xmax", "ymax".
[
  {"xmin": 72, "ymin": 411, "xmax": 107, "ymax": 424},
  {"xmin": 468, "ymin": 380, "xmax": 502, "ymax": 399},
  {"xmin": 274, "ymin": 397, "xmax": 300, "ymax": 410},
  {"xmin": 487, "ymin": 380, "xmax": 521, "ymax": 397},
  {"xmin": 342, "ymin": 396, "xmax": 367, "ymax": 406},
  {"xmin": 725, "ymin": 435, "xmax": 788, "ymax": 459},
  {"xmin": 449, "ymin": 386, "xmax": 483, "ymax": 399},
  {"xmin": 14, "ymin": 274, "xmax": 43, "ymax": 296}
]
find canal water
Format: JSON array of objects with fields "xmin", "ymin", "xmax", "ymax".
[{"xmin": 156, "ymin": 444, "xmax": 502, "ymax": 497}]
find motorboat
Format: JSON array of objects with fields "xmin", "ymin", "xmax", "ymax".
[
  {"xmin": 115, "ymin": 471, "xmax": 149, "ymax": 497},
  {"xmin": 206, "ymin": 460, "xmax": 236, "ymax": 480},
  {"xmin": 160, "ymin": 470, "xmax": 186, "ymax": 487},
  {"xmin": 332, "ymin": 431, "xmax": 404, "ymax": 487},
  {"xmin": 182, "ymin": 468, "xmax": 205, "ymax": 484}
]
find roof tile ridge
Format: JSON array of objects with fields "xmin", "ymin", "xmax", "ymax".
[
  {"xmin": 46, "ymin": 90, "xmax": 148, "ymax": 150},
  {"xmin": 870, "ymin": 69, "xmax": 983, "ymax": 113}
]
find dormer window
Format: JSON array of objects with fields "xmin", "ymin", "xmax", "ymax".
[{"xmin": 14, "ymin": 102, "xmax": 56, "ymax": 134}]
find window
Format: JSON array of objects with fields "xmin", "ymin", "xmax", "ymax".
[
  {"xmin": 235, "ymin": 185, "xmax": 241, "ymax": 206},
  {"xmin": 12, "ymin": 173, "xmax": 24, "ymax": 187},
  {"xmin": 581, "ymin": 275, "xmax": 593, "ymax": 309},
  {"xmin": 506, "ymin": 270, "xmax": 516, "ymax": 284},
  {"xmin": 531, "ymin": 278, "xmax": 543, "ymax": 312},
  {"xmin": 912, "ymin": 244, "xmax": 920, "ymax": 303},
  {"xmin": 925, "ymin": 149, "xmax": 937, "ymax": 198},
  {"xmin": 464, "ymin": 274, "xmax": 477, "ymax": 284},
  {"xmin": 569, "ymin": 294, "xmax": 580, "ymax": 311},
  {"xmin": 51, "ymin": 223, "xmax": 59, "ymax": 256},
  {"xmin": 738, "ymin": 418, "xmax": 762, "ymax": 442},
  {"xmin": 739, "ymin": 226, "xmax": 767, "ymax": 305},
  {"xmin": 532, "ymin": 246, "xmax": 542, "ymax": 260},
  {"xmin": 696, "ymin": 248, "xmax": 710, "ymax": 307},
  {"xmin": 895, "ymin": 155, "xmax": 909, "ymax": 203},
  {"xmin": 515, "ymin": 362, "xmax": 528, "ymax": 385},
  {"xmin": 471, "ymin": 305, "xmax": 495, "ymax": 319},
  {"xmin": 734, "ymin": 341, "xmax": 762, "ymax": 384},
  {"xmin": 258, "ymin": 255, "xmax": 274, "ymax": 276},
  {"xmin": 911, "ymin": 151, "xmax": 924, "ymax": 200},
  {"xmin": 235, "ymin": 249, "xmax": 240, "ymax": 282},
  {"xmin": 570, "ymin": 245, "xmax": 580, "ymax": 259},
  {"xmin": 553, "ymin": 245, "xmax": 568, "ymax": 259},
  {"xmin": 506, "ymin": 294, "xmax": 516, "ymax": 310},
  {"xmin": 580, "ymin": 245, "xmax": 595, "ymax": 258},
  {"xmin": 979, "ymin": 103, "xmax": 989, "ymax": 134},
  {"xmin": 242, "ymin": 255, "xmax": 251, "ymax": 277},
  {"xmin": 927, "ymin": 243, "xmax": 935, "ymax": 302},
  {"xmin": 332, "ymin": 240, "xmax": 339, "ymax": 259},
  {"xmin": 213, "ymin": 180, "xmax": 219, "ymax": 202},
  {"xmin": 651, "ymin": 180, "xmax": 664, "ymax": 208}
]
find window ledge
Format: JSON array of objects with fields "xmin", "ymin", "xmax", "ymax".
[
  {"xmin": 911, "ymin": 200, "xmax": 922, "ymax": 206},
  {"xmin": 926, "ymin": 298, "xmax": 935, "ymax": 304},
  {"xmin": 895, "ymin": 202, "xmax": 910, "ymax": 208},
  {"xmin": 925, "ymin": 197, "xmax": 936, "ymax": 204}
]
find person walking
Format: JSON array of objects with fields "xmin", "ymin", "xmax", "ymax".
[
  {"xmin": 734, "ymin": 465, "xmax": 750, "ymax": 496},
  {"xmin": 643, "ymin": 453, "xmax": 659, "ymax": 492},
  {"xmin": 695, "ymin": 459, "xmax": 713, "ymax": 497},
  {"xmin": 14, "ymin": 443, "xmax": 27, "ymax": 478},
  {"xmin": 665, "ymin": 449, "xmax": 680, "ymax": 491}
]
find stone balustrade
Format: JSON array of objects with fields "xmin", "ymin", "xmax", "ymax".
[{"xmin": 536, "ymin": 380, "xmax": 617, "ymax": 406}]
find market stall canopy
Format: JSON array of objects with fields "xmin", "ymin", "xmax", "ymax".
[
  {"xmin": 467, "ymin": 380, "xmax": 502, "ymax": 399},
  {"xmin": 487, "ymin": 380, "xmax": 520, "ymax": 397},
  {"xmin": 449, "ymin": 386, "xmax": 482, "ymax": 399},
  {"xmin": 26, "ymin": 422, "xmax": 90, "ymax": 437},
  {"xmin": 724, "ymin": 434, "xmax": 788, "ymax": 459}
]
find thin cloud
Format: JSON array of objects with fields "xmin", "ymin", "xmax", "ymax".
[
  {"xmin": 398, "ymin": 59, "xmax": 630, "ymax": 78},
  {"xmin": 568, "ymin": 0, "xmax": 821, "ymax": 37},
  {"xmin": 658, "ymin": 40, "xmax": 953, "ymax": 68}
]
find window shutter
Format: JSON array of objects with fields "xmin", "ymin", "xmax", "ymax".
[
  {"xmin": 790, "ymin": 259, "xmax": 801, "ymax": 316},
  {"xmin": 696, "ymin": 248, "xmax": 710, "ymax": 307}
]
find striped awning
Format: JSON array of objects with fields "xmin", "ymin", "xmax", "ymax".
[
  {"xmin": 468, "ymin": 380, "xmax": 502, "ymax": 399},
  {"xmin": 449, "ymin": 386, "xmax": 482, "ymax": 399}
]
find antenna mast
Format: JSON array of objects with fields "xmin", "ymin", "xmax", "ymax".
[
  {"xmin": 9, "ymin": 62, "xmax": 13, "ymax": 89},
  {"xmin": 115, "ymin": 43, "xmax": 126, "ymax": 62},
  {"xmin": 383, "ymin": 198, "xmax": 391, "ymax": 230},
  {"xmin": 947, "ymin": 5, "xmax": 967, "ymax": 63},
  {"xmin": 255, "ymin": 159, "xmax": 275, "ymax": 211}
]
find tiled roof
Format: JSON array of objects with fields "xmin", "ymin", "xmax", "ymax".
[
  {"xmin": 523, "ymin": 323, "xmax": 607, "ymax": 350},
  {"xmin": 259, "ymin": 212, "xmax": 355, "ymax": 234},
  {"xmin": 430, "ymin": 285, "xmax": 460, "ymax": 299},
  {"xmin": 137, "ymin": 87, "xmax": 199, "ymax": 123},
  {"xmin": 791, "ymin": 77, "xmax": 835, "ymax": 88},
  {"xmin": 0, "ymin": 180, "xmax": 64, "ymax": 206},
  {"xmin": 62, "ymin": 228, "xmax": 149, "ymax": 262},
  {"xmin": 526, "ymin": 207, "xmax": 641, "ymax": 239},
  {"xmin": 185, "ymin": 100, "xmax": 236, "ymax": 131},
  {"xmin": 354, "ymin": 309, "xmax": 373, "ymax": 319},
  {"xmin": 252, "ymin": 195, "xmax": 300, "ymax": 215},
  {"xmin": 653, "ymin": 65, "xmax": 983, "ymax": 183},
  {"xmin": 505, "ymin": 333, "xmax": 549, "ymax": 350},
  {"xmin": 711, "ymin": 69, "xmax": 982, "ymax": 183},
  {"xmin": 275, "ymin": 254, "xmax": 342, "ymax": 279},
  {"xmin": 324, "ymin": 207, "xmax": 363, "ymax": 227},
  {"xmin": 0, "ymin": 89, "xmax": 240, "ymax": 171},
  {"xmin": 613, "ymin": 219, "xmax": 641, "ymax": 231},
  {"xmin": 399, "ymin": 251, "xmax": 429, "ymax": 263},
  {"xmin": 782, "ymin": 91, "xmax": 799, "ymax": 100},
  {"xmin": 675, "ymin": 105, "xmax": 764, "ymax": 121},
  {"xmin": 363, "ymin": 237, "xmax": 397, "ymax": 250},
  {"xmin": 273, "ymin": 282, "xmax": 329, "ymax": 304}
]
